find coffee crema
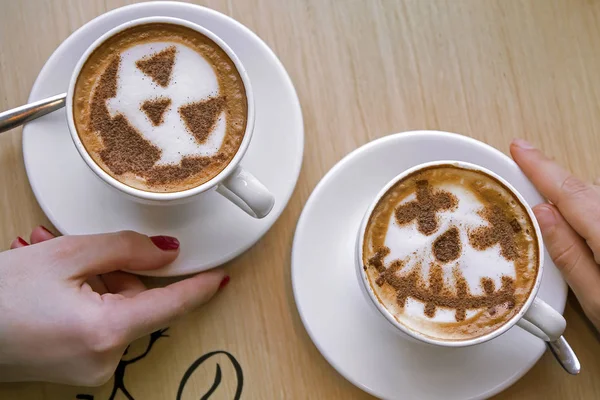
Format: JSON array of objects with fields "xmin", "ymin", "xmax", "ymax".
[
  {"xmin": 73, "ymin": 23, "xmax": 247, "ymax": 192},
  {"xmin": 362, "ymin": 165, "xmax": 539, "ymax": 341}
]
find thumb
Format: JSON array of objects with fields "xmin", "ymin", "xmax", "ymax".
[
  {"xmin": 111, "ymin": 269, "xmax": 227, "ymax": 340},
  {"xmin": 534, "ymin": 204, "xmax": 600, "ymax": 316}
]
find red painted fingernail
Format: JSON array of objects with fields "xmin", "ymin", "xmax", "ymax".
[
  {"xmin": 40, "ymin": 226, "xmax": 53, "ymax": 235},
  {"xmin": 219, "ymin": 275, "xmax": 231, "ymax": 290},
  {"xmin": 17, "ymin": 237, "xmax": 29, "ymax": 246},
  {"xmin": 150, "ymin": 235, "xmax": 180, "ymax": 251}
]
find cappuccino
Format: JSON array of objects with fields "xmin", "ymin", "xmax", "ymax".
[
  {"xmin": 362, "ymin": 165, "xmax": 539, "ymax": 341},
  {"xmin": 73, "ymin": 23, "xmax": 247, "ymax": 192}
]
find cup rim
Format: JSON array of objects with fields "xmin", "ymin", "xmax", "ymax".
[
  {"xmin": 356, "ymin": 160, "xmax": 545, "ymax": 347},
  {"xmin": 65, "ymin": 16, "xmax": 255, "ymax": 201}
]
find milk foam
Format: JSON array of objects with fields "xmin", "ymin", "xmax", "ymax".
[
  {"xmin": 106, "ymin": 42, "xmax": 225, "ymax": 166},
  {"xmin": 372, "ymin": 179, "xmax": 536, "ymax": 339}
]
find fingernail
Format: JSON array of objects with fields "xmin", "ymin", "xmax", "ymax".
[
  {"xmin": 150, "ymin": 235, "xmax": 180, "ymax": 251},
  {"xmin": 40, "ymin": 226, "xmax": 53, "ymax": 235},
  {"xmin": 219, "ymin": 275, "xmax": 231, "ymax": 290},
  {"xmin": 17, "ymin": 237, "xmax": 29, "ymax": 246},
  {"xmin": 512, "ymin": 138, "xmax": 535, "ymax": 149},
  {"xmin": 533, "ymin": 205, "xmax": 556, "ymax": 230}
]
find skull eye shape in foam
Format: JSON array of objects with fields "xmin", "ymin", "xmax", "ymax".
[{"xmin": 135, "ymin": 47, "xmax": 225, "ymax": 143}]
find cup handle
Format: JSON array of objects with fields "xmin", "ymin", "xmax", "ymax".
[
  {"xmin": 215, "ymin": 166, "xmax": 275, "ymax": 219},
  {"xmin": 516, "ymin": 297, "xmax": 566, "ymax": 341}
]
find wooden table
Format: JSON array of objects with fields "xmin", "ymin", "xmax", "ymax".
[{"xmin": 1, "ymin": 0, "xmax": 599, "ymax": 398}]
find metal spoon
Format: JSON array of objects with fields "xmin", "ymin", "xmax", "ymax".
[
  {"xmin": 0, "ymin": 93, "xmax": 66, "ymax": 134},
  {"xmin": 546, "ymin": 335, "xmax": 581, "ymax": 375}
]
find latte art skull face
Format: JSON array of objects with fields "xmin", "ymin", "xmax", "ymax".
[
  {"xmin": 106, "ymin": 43, "xmax": 226, "ymax": 166},
  {"xmin": 73, "ymin": 23, "xmax": 248, "ymax": 193},
  {"xmin": 362, "ymin": 165, "xmax": 539, "ymax": 341}
]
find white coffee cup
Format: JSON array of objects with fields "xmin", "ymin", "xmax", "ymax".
[
  {"xmin": 66, "ymin": 16, "xmax": 274, "ymax": 219},
  {"xmin": 355, "ymin": 160, "xmax": 566, "ymax": 347}
]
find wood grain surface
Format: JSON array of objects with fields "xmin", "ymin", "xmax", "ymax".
[{"xmin": 1, "ymin": 0, "xmax": 599, "ymax": 398}]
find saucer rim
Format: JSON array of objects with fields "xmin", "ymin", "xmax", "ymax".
[{"xmin": 292, "ymin": 130, "xmax": 565, "ymax": 399}]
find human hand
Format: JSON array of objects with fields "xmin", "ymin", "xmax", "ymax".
[
  {"xmin": 0, "ymin": 227, "xmax": 227, "ymax": 386},
  {"xmin": 511, "ymin": 139, "xmax": 600, "ymax": 331}
]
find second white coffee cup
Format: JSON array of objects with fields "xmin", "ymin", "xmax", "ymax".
[
  {"xmin": 355, "ymin": 160, "xmax": 566, "ymax": 347},
  {"xmin": 66, "ymin": 16, "xmax": 275, "ymax": 219}
]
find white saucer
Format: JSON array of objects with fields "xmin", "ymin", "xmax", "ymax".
[
  {"xmin": 292, "ymin": 131, "xmax": 567, "ymax": 400},
  {"xmin": 22, "ymin": 2, "xmax": 303, "ymax": 276}
]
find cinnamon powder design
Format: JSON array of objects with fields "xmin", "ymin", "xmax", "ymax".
[
  {"xmin": 89, "ymin": 55, "xmax": 224, "ymax": 187},
  {"xmin": 395, "ymin": 180, "xmax": 457, "ymax": 235},
  {"xmin": 135, "ymin": 46, "xmax": 176, "ymax": 87},
  {"xmin": 367, "ymin": 250, "xmax": 516, "ymax": 322},
  {"xmin": 469, "ymin": 205, "xmax": 521, "ymax": 260},
  {"xmin": 179, "ymin": 97, "xmax": 226, "ymax": 145},
  {"xmin": 141, "ymin": 97, "xmax": 172, "ymax": 126}
]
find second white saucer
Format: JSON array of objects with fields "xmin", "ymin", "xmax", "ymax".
[
  {"xmin": 292, "ymin": 131, "xmax": 567, "ymax": 399},
  {"xmin": 22, "ymin": 2, "xmax": 304, "ymax": 276}
]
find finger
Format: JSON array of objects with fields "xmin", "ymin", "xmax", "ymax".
[
  {"xmin": 534, "ymin": 204, "xmax": 600, "ymax": 323},
  {"xmin": 101, "ymin": 271, "xmax": 146, "ymax": 298},
  {"xmin": 30, "ymin": 226, "xmax": 56, "ymax": 244},
  {"xmin": 47, "ymin": 231, "xmax": 180, "ymax": 278},
  {"xmin": 511, "ymin": 139, "xmax": 600, "ymax": 262},
  {"xmin": 110, "ymin": 269, "xmax": 226, "ymax": 339},
  {"xmin": 10, "ymin": 237, "xmax": 29, "ymax": 249}
]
